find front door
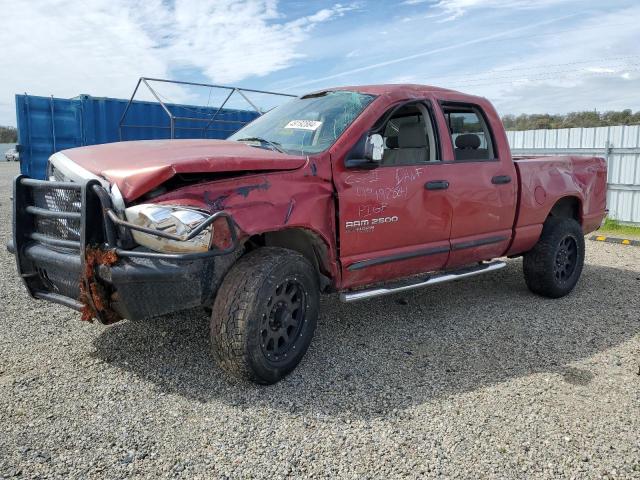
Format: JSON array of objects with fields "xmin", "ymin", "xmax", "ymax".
[{"xmin": 334, "ymin": 101, "xmax": 452, "ymax": 288}]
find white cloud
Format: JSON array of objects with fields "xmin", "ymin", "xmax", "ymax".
[
  {"xmin": 285, "ymin": 1, "xmax": 640, "ymax": 115},
  {"xmin": 306, "ymin": 4, "xmax": 357, "ymax": 23},
  {"xmin": 490, "ymin": 75, "xmax": 640, "ymax": 115},
  {"xmin": 164, "ymin": 1, "xmax": 356, "ymax": 85},
  {"xmin": 0, "ymin": 0, "xmax": 352, "ymax": 125},
  {"xmin": 425, "ymin": 0, "xmax": 571, "ymax": 21},
  {"xmin": 307, "ymin": 9, "xmax": 337, "ymax": 23},
  {"xmin": 586, "ymin": 67, "xmax": 617, "ymax": 74},
  {"xmin": 289, "ymin": 12, "xmax": 577, "ymax": 89},
  {"xmin": 459, "ymin": 5, "xmax": 640, "ymax": 114}
]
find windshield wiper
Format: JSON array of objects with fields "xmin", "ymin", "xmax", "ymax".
[{"xmin": 236, "ymin": 137, "xmax": 285, "ymax": 153}]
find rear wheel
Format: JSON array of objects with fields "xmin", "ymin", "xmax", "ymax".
[
  {"xmin": 210, "ymin": 247, "xmax": 319, "ymax": 384},
  {"xmin": 523, "ymin": 217, "xmax": 585, "ymax": 298}
]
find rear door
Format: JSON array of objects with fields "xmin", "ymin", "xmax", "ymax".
[
  {"xmin": 333, "ymin": 100, "xmax": 452, "ymax": 288},
  {"xmin": 434, "ymin": 101, "xmax": 517, "ymax": 268}
]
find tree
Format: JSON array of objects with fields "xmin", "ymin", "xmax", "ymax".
[
  {"xmin": 0, "ymin": 126, "xmax": 18, "ymax": 143},
  {"xmin": 502, "ymin": 110, "xmax": 640, "ymax": 130}
]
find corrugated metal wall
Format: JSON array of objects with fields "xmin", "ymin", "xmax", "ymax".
[
  {"xmin": 506, "ymin": 125, "xmax": 640, "ymax": 225},
  {"xmin": 16, "ymin": 94, "xmax": 259, "ymax": 180}
]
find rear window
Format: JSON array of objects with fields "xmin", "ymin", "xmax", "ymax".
[{"xmin": 442, "ymin": 105, "xmax": 495, "ymax": 161}]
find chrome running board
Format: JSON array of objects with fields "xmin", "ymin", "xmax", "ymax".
[{"xmin": 340, "ymin": 261, "xmax": 506, "ymax": 302}]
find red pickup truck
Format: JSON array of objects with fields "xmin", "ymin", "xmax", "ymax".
[{"xmin": 10, "ymin": 84, "xmax": 607, "ymax": 384}]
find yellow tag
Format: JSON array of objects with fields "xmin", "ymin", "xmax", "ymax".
[{"xmin": 596, "ymin": 236, "xmax": 606, "ymax": 241}]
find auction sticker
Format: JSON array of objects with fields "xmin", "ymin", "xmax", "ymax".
[{"xmin": 284, "ymin": 120, "xmax": 322, "ymax": 131}]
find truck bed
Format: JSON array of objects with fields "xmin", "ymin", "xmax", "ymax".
[{"xmin": 507, "ymin": 155, "xmax": 608, "ymax": 256}]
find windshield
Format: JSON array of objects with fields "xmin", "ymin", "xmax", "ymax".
[{"xmin": 228, "ymin": 90, "xmax": 375, "ymax": 155}]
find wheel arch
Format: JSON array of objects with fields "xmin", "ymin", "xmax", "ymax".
[
  {"xmin": 547, "ymin": 195, "xmax": 582, "ymax": 224},
  {"xmin": 507, "ymin": 195, "xmax": 584, "ymax": 258},
  {"xmin": 245, "ymin": 228, "xmax": 335, "ymax": 291}
]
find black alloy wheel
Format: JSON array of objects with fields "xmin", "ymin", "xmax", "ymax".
[
  {"xmin": 261, "ymin": 279, "xmax": 307, "ymax": 363},
  {"xmin": 553, "ymin": 236, "xmax": 578, "ymax": 282}
]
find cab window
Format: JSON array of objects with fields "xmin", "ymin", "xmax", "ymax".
[
  {"xmin": 380, "ymin": 103, "xmax": 439, "ymax": 165},
  {"xmin": 442, "ymin": 104, "xmax": 495, "ymax": 161}
]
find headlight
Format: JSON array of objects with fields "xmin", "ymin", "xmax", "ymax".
[{"xmin": 124, "ymin": 204, "xmax": 212, "ymax": 253}]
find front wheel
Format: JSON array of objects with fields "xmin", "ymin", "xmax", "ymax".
[
  {"xmin": 523, "ymin": 217, "xmax": 585, "ymax": 298},
  {"xmin": 210, "ymin": 247, "xmax": 319, "ymax": 384}
]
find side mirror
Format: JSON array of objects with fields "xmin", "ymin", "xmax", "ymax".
[
  {"xmin": 365, "ymin": 134, "xmax": 384, "ymax": 162},
  {"xmin": 345, "ymin": 133, "xmax": 384, "ymax": 169}
]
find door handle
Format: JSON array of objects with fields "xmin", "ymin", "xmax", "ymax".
[
  {"xmin": 425, "ymin": 180, "xmax": 449, "ymax": 190},
  {"xmin": 492, "ymin": 175, "xmax": 512, "ymax": 185}
]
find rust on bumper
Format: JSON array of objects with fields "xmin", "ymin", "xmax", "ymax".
[{"xmin": 80, "ymin": 247, "xmax": 121, "ymax": 324}]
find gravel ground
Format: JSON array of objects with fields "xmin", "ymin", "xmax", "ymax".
[{"xmin": 0, "ymin": 161, "xmax": 639, "ymax": 479}]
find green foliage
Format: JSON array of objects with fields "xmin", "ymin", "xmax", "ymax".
[
  {"xmin": 599, "ymin": 218, "xmax": 640, "ymax": 238},
  {"xmin": 501, "ymin": 110, "xmax": 640, "ymax": 131},
  {"xmin": 0, "ymin": 126, "xmax": 17, "ymax": 143}
]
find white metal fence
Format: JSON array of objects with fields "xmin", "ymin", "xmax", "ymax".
[{"xmin": 506, "ymin": 125, "xmax": 640, "ymax": 225}]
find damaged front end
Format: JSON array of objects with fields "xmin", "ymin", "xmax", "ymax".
[{"xmin": 10, "ymin": 176, "xmax": 239, "ymax": 324}]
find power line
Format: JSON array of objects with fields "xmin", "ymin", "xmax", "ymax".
[
  {"xmin": 288, "ymin": 18, "xmax": 640, "ymax": 90},
  {"xmin": 475, "ymin": 20, "xmax": 639, "ymax": 43},
  {"xmin": 445, "ymin": 62, "xmax": 640, "ymax": 86},
  {"xmin": 426, "ymin": 55, "xmax": 640, "ymax": 81},
  {"xmin": 446, "ymin": 66, "xmax": 640, "ymax": 89},
  {"xmin": 289, "ymin": 13, "xmax": 583, "ymax": 89}
]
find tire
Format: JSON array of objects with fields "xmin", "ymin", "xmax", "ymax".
[
  {"xmin": 210, "ymin": 247, "xmax": 319, "ymax": 384},
  {"xmin": 523, "ymin": 217, "xmax": 585, "ymax": 298}
]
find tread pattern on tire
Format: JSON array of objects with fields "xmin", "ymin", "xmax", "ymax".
[
  {"xmin": 523, "ymin": 217, "xmax": 585, "ymax": 298},
  {"xmin": 210, "ymin": 247, "xmax": 315, "ymax": 383}
]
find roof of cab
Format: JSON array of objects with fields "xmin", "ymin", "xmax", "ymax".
[{"xmin": 311, "ymin": 84, "xmax": 463, "ymax": 96}]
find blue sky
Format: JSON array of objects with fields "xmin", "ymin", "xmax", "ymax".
[{"xmin": 1, "ymin": 0, "xmax": 639, "ymax": 125}]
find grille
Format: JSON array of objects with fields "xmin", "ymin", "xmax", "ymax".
[
  {"xmin": 31, "ymin": 164, "xmax": 83, "ymax": 243},
  {"xmin": 31, "ymin": 186, "xmax": 82, "ymax": 242},
  {"xmin": 35, "ymin": 264, "xmax": 80, "ymax": 298}
]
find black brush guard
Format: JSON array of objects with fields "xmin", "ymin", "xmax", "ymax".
[{"xmin": 11, "ymin": 175, "xmax": 239, "ymax": 323}]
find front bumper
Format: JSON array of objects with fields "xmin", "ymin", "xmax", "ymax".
[{"xmin": 10, "ymin": 175, "xmax": 239, "ymax": 323}]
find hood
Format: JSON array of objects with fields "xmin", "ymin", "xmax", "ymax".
[{"xmin": 59, "ymin": 139, "xmax": 306, "ymax": 201}]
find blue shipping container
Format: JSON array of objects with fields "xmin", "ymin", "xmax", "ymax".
[{"xmin": 16, "ymin": 94, "xmax": 259, "ymax": 179}]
